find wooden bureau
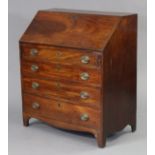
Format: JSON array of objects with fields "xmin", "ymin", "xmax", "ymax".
[{"xmin": 19, "ymin": 9, "xmax": 137, "ymax": 147}]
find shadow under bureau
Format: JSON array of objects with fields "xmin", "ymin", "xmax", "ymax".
[{"xmin": 19, "ymin": 9, "xmax": 137, "ymax": 148}]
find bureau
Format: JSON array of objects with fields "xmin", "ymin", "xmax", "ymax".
[{"xmin": 19, "ymin": 9, "xmax": 137, "ymax": 148}]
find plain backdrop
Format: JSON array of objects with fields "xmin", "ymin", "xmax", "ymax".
[{"xmin": 8, "ymin": 0, "xmax": 147, "ymax": 155}]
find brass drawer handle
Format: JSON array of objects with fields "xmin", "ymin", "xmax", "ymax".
[
  {"xmin": 80, "ymin": 72, "xmax": 89, "ymax": 80},
  {"xmin": 30, "ymin": 49, "xmax": 38, "ymax": 56},
  {"xmin": 81, "ymin": 56, "xmax": 90, "ymax": 64},
  {"xmin": 31, "ymin": 65, "xmax": 39, "ymax": 72},
  {"xmin": 80, "ymin": 91, "xmax": 89, "ymax": 99},
  {"xmin": 32, "ymin": 102, "xmax": 40, "ymax": 109},
  {"xmin": 80, "ymin": 114, "xmax": 89, "ymax": 121},
  {"xmin": 32, "ymin": 82, "xmax": 39, "ymax": 89}
]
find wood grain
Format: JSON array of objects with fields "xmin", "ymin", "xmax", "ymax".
[
  {"xmin": 21, "ymin": 60, "xmax": 101, "ymax": 86},
  {"xmin": 20, "ymin": 10, "xmax": 121, "ymax": 51},
  {"xmin": 23, "ymin": 93, "xmax": 100, "ymax": 129},
  {"xmin": 103, "ymin": 15, "xmax": 137, "ymax": 135},
  {"xmin": 23, "ymin": 112, "xmax": 98, "ymax": 135},
  {"xmin": 21, "ymin": 44, "xmax": 102, "ymax": 68},
  {"xmin": 19, "ymin": 10, "xmax": 137, "ymax": 148},
  {"xmin": 22, "ymin": 77, "xmax": 101, "ymax": 109}
]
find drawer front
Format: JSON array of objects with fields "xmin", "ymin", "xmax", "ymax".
[
  {"xmin": 22, "ymin": 77, "xmax": 101, "ymax": 109},
  {"xmin": 21, "ymin": 44, "xmax": 101, "ymax": 68},
  {"xmin": 23, "ymin": 94, "xmax": 100, "ymax": 129},
  {"xmin": 21, "ymin": 60, "xmax": 101, "ymax": 86}
]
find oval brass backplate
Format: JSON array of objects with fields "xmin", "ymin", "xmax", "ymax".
[
  {"xmin": 81, "ymin": 56, "xmax": 90, "ymax": 64},
  {"xmin": 32, "ymin": 102, "xmax": 40, "ymax": 110},
  {"xmin": 31, "ymin": 64, "xmax": 39, "ymax": 72},
  {"xmin": 80, "ymin": 72, "xmax": 89, "ymax": 80},
  {"xmin": 32, "ymin": 82, "xmax": 39, "ymax": 89},
  {"xmin": 80, "ymin": 91, "xmax": 89, "ymax": 99},
  {"xmin": 80, "ymin": 113, "xmax": 89, "ymax": 121},
  {"xmin": 30, "ymin": 48, "xmax": 38, "ymax": 56}
]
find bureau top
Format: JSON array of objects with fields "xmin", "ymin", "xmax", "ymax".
[{"xmin": 20, "ymin": 9, "xmax": 136, "ymax": 51}]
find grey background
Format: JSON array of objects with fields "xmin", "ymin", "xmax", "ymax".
[{"xmin": 8, "ymin": 0, "xmax": 147, "ymax": 155}]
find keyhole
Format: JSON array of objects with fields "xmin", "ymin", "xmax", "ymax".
[
  {"xmin": 71, "ymin": 15, "xmax": 79, "ymax": 22},
  {"xmin": 71, "ymin": 15, "xmax": 79, "ymax": 27},
  {"xmin": 56, "ymin": 64, "xmax": 61, "ymax": 71},
  {"xmin": 56, "ymin": 51, "xmax": 62, "ymax": 58},
  {"xmin": 58, "ymin": 103, "xmax": 61, "ymax": 107},
  {"xmin": 56, "ymin": 82, "xmax": 61, "ymax": 90}
]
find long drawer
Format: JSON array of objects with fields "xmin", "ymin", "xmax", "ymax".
[
  {"xmin": 20, "ymin": 44, "xmax": 102, "ymax": 68},
  {"xmin": 22, "ymin": 77, "xmax": 101, "ymax": 109},
  {"xmin": 21, "ymin": 60, "xmax": 101, "ymax": 87},
  {"xmin": 23, "ymin": 94, "xmax": 100, "ymax": 129}
]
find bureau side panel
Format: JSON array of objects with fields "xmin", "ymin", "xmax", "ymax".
[{"xmin": 103, "ymin": 15, "xmax": 137, "ymax": 133}]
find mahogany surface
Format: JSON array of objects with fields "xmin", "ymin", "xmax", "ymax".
[
  {"xmin": 22, "ymin": 77, "xmax": 101, "ymax": 109},
  {"xmin": 19, "ymin": 9, "xmax": 137, "ymax": 148}
]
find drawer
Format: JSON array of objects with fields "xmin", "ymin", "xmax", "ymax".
[
  {"xmin": 23, "ymin": 94, "xmax": 100, "ymax": 129},
  {"xmin": 22, "ymin": 77, "xmax": 101, "ymax": 109},
  {"xmin": 21, "ymin": 44, "xmax": 102, "ymax": 68},
  {"xmin": 21, "ymin": 60, "xmax": 101, "ymax": 86}
]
